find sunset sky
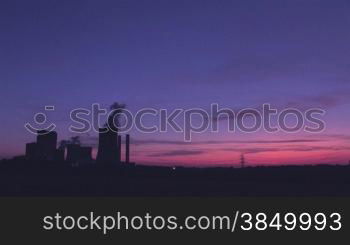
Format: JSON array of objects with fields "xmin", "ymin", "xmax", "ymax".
[{"xmin": 1, "ymin": 0, "xmax": 350, "ymax": 166}]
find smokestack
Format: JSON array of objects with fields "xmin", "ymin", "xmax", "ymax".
[
  {"xmin": 125, "ymin": 134, "xmax": 130, "ymax": 163},
  {"xmin": 117, "ymin": 135, "xmax": 122, "ymax": 163}
]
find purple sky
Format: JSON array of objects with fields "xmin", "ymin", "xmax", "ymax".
[{"xmin": 1, "ymin": 0, "xmax": 350, "ymax": 166}]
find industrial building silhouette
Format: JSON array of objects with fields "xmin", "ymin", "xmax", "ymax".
[
  {"xmin": 25, "ymin": 129, "xmax": 131, "ymax": 166},
  {"xmin": 25, "ymin": 103, "xmax": 132, "ymax": 166},
  {"xmin": 96, "ymin": 126, "xmax": 131, "ymax": 165},
  {"xmin": 26, "ymin": 130, "xmax": 58, "ymax": 161}
]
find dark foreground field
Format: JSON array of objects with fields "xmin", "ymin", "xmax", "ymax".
[{"xmin": 0, "ymin": 159, "xmax": 350, "ymax": 196}]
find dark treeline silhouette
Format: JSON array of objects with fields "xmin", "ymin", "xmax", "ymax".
[{"xmin": 1, "ymin": 157, "xmax": 350, "ymax": 196}]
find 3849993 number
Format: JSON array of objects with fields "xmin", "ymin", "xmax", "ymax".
[{"xmin": 240, "ymin": 212, "xmax": 341, "ymax": 231}]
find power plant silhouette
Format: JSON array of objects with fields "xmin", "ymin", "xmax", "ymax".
[
  {"xmin": 25, "ymin": 103, "xmax": 133, "ymax": 167},
  {"xmin": 25, "ymin": 130, "xmax": 132, "ymax": 166}
]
